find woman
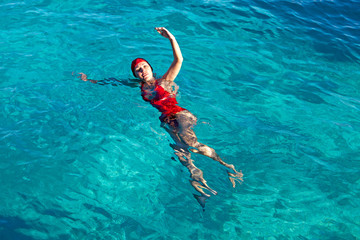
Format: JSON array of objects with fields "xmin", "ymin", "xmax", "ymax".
[{"xmin": 81, "ymin": 27, "xmax": 243, "ymax": 208}]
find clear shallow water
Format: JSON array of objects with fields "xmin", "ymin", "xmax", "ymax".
[{"xmin": 1, "ymin": 0, "xmax": 360, "ymax": 239}]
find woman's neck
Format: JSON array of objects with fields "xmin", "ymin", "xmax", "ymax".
[{"xmin": 142, "ymin": 78, "xmax": 156, "ymax": 85}]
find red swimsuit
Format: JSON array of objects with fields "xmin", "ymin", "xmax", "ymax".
[{"xmin": 141, "ymin": 80, "xmax": 186, "ymax": 122}]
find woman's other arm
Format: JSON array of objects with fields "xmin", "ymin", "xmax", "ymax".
[
  {"xmin": 155, "ymin": 27, "xmax": 183, "ymax": 81},
  {"xmin": 78, "ymin": 72, "xmax": 98, "ymax": 84}
]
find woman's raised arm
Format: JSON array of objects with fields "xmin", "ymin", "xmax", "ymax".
[{"xmin": 155, "ymin": 27, "xmax": 183, "ymax": 81}]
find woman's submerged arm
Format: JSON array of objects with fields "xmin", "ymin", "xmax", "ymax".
[
  {"xmin": 155, "ymin": 27, "xmax": 183, "ymax": 81},
  {"xmin": 78, "ymin": 73, "xmax": 139, "ymax": 87},
  {"xmin": 78, "ymin": 72, "xmax": 98, "ymax": 84}
]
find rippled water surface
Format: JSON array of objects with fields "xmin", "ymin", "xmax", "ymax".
[{"xmin": 1, "ymin": 0, "xmax": 360, "ymax": 239}]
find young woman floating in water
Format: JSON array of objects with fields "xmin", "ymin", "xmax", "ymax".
[{"xmin": 80, "ymin": 27, "xmax": 243, "ymax": 208}]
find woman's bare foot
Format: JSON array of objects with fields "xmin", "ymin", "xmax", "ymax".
[
  {"xmin": 227, "ymin": 170, "xmax": 244, "ymax": 188},
  {"xmin": 190, "ymin": 180, "xmax": 218, "ymax": 196}
]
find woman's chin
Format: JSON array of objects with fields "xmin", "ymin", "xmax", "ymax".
[{"xmin": 144, "ymin": 76, "xmax": 154, "ymax": 82}]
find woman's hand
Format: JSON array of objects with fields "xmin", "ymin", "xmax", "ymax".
[
  {"xmin": 155, "ymin": 27, "xmax": 175, "ymax": 40},
  {"xmin": 78, "ymin": 72, "xmax": 88, "ymax": 81},
  {"xmin": 77, "ymin": 72, "xmax": 99, "ymax": 84},
  {"xmin": 155, "ymin": 27, "xmax": 183, "ymax": 81}
]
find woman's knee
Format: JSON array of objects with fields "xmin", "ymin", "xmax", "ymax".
[
  {"xmin": 196, "ymin": 143, "xmax": 216, "ymax": 156},
  {"xmin": 179, "ymin": 131, "xmax": 198, "ymax": 147}
]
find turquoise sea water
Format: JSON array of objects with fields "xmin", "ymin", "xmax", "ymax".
[{"xmin": 1, "ymin": 0, "xmax": 360, "ymax": 239}]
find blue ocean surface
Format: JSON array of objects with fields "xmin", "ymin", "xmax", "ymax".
[{"xmin": 1, "ymin": 0, "xmax": 360, "ymax": 239}]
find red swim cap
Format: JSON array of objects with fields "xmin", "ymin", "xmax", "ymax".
[{"xmin": 131, "ymin": 58, "xmax": 153, "ymax": 77}]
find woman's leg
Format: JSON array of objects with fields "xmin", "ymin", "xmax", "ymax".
[
  {"xmin": 173, "ymin": 147, "xmax": 217, "ymax": 196},
  {"xmin": 163, "ymin": 126, "xmax": 217, "ymax": 196},
  {"xmin": 175, "ymin": 111, "xmax": 243, "ymax": 187}
]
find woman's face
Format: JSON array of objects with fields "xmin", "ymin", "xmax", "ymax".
[{"xmin": 134, "ymin": 62, "xmax": 153, "ymax": 81}]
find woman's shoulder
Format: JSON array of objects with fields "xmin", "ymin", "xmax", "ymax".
[
  {"xmin": 156, "ymin": 78, "xmax": 174, "ymax": 84},
  {"xmin": 157, "ymin": 78, "xmax": 175, "ymax": 86},
  {"xmin": 157, "ymin": 78, "xmax": 179, "ymax": 93}
]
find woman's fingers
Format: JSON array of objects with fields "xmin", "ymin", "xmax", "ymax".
[
  {"xmin": 155, "ymin": 27, "xmax": 170, "ymax": 38},
  {"xmin": 155, "ymin": 27, "xmax": 166, "ymax": 32},
  {"xmin": 78, "ymin": 72, "xmax": 88, "ymax": 81}
]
